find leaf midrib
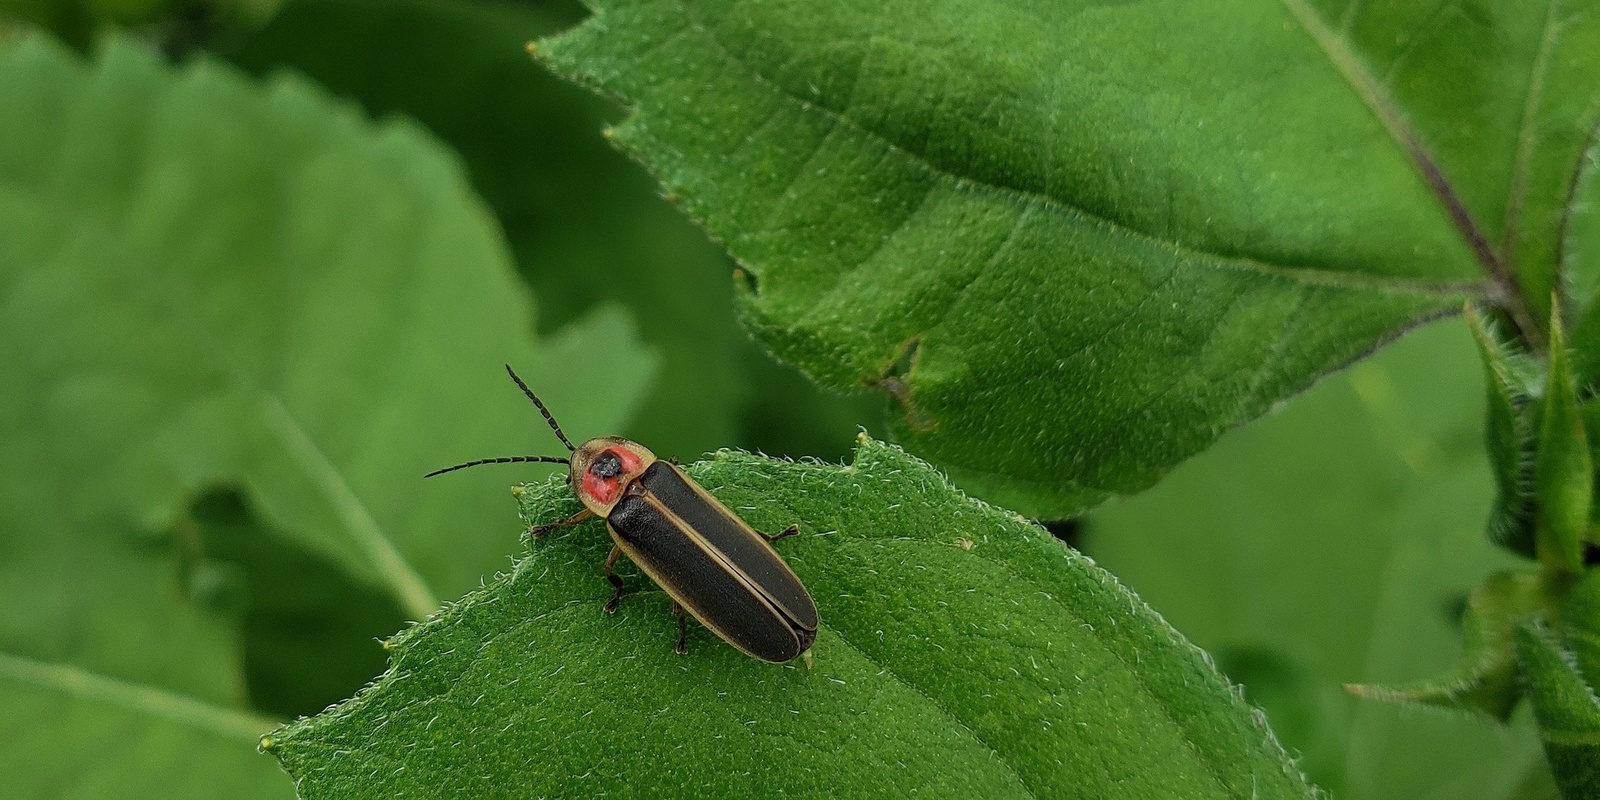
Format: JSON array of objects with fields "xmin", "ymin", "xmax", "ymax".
[
  {"xmin": 0, "ymin": 649, "xmax": 281, "ymax": 743},
  {"xmin": 255, "ymin": 392, "xmax": 439, "ymax": 619},
  {"xmin": 624, "ymin": 1, "xmax": 1483, "ymax": 300},
  {"xmin": 5, "ymin": 176, "xmax": 441, "ymax": 622},
  {"xmin": 1276, "ymin": 0, "xmax": 1541, "ymax": 342}
]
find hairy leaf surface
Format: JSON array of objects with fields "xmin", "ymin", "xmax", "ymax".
[{"xmin": 271, "ymin": 439, "xmax": 1319, "ymax": 799}]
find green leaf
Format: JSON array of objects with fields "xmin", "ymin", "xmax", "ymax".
[
  {"xmin": 1534, "ymin": 313, "xmax": 1590, "ymax": 572},
  {"xmin": 270, "ymin": 438, "xmax": 1320, "ymax": 799},
  {"xmin": 1563, "ymin": 572, "xmax": 1600, "ymax": 681},
  {"xmin": 1310, "ymin": 0, "xmax": 1600, "ymax": 340},
  {"xmin": 1335, "ymin": 0, "xmax": 1600, "ymax": 329},
  {"xmin": 1569, "ymin": 139, "xmax": 1600, "ymax": 387},
  {"xmin": 0, "ymin": 32, "xmax": 652, "ymax": 797},
  {"xmin": 1087, "ymin": 319, "xmax": 1546, "ymax": 799},
  {"xmin": 1348, "ymin": 569, "xmax": 1541, "ymax": 721},
  {"xmin": 1469, "ymin": 304, "xmax": 1540, "ymax": 556},
  {"xmin": 530, "ymin": 0, "xmax": 1600, "ymax": 517},
  {"xmin": 1582, "ymin": 397, "xmax": 1600, "ymax": 545},
  {"xmin": 0, "ymin": 29, "xmax": 655, "ymax": 610},
  {"xmin": 1515, "ymin": 621, "xmax": 1600, "ymax": 800}
]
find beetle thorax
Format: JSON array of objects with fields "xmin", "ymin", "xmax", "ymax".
[{"xmin": 570, "ymin": 437, "xmax": 656, "ymax": 515}]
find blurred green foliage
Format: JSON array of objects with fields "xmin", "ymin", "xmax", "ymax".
[
  {"xmin": 0, "ymin": 30, "xmax": 651, "ymax": 797},
  {"xmin": 1086, "ymin": 320, "xmax": 1557, "ymax": 799},
  {"xmin": 223, "ymin": 0, "xmax": 882, "ymax": 464}
]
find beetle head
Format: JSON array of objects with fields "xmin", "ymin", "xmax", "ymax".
[{"xmin": 571, "ymin": 437, "xmax": 656, "ymax": 515}]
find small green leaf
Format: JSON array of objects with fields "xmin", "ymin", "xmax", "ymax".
[
  {"xmin": 270, "ymin": 439, "xmax": 1320, "ymax": 799},
  {"xmin": 1469, "ymin": 304, "xmax": 1539, "ymax": 557},
  {"xmin": 1563, "ymin": 139, "xmax": 1600, "ymax": 390},
  {"xmin": 1348, "ymin": 569, "xmax": 1542, "ymax": 721},
  {"xmin": 1534, "ymin": 312, "xmax": 1591, "ymax": 573},
  {"xmin": 1515, "ymin": 621, "xmax": 1600, "ymax": 800}
]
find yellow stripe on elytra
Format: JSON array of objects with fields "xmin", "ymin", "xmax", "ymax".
[
  {"xmin": 608, "ymin": 491, "xmax": 795, "ymax": 657},
  {"xmin": 661, "ymin": 465, "xmax": 816, "ymax": 629}
]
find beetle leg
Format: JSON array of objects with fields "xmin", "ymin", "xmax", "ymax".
[
  {"xmin": 528, "ymin": 508, "xmax": 594, "ymax": 538},
  {"xmin": 603, "ymin": 545, "xmax": 625, "ymax": 614},
  {"xmin": 763, "ymin": 524, "xmax": 800, "ymax": 543},
  {"xmin": 672, "ymin": 602, "xmax": 688, "ymax": 656}
]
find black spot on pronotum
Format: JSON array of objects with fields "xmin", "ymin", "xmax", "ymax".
[{"xmin": 592, "ymin": 451, "xmax": 623, "ymax": 479}]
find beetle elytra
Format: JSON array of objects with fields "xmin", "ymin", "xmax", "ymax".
[{"xmin": 426, "ymin": 366, "xmax": 818, "ymax": 664}]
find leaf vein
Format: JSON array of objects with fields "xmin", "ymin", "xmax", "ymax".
[
  {"xmin": 1050, "ymin": 257, "xmax": 1185, "ymax": 370},
  {"xmin": 0, "ymin": 649, "xmax": 280, "ymax": 743},
  {"xmin": 256, "ymin": 393, "xmax": 439, "ymax": 619},
  {"xmin": 921, "ymin": 197, "xmax": 1038, "ymax": 343},
  {"xmin": 672, "ymin": 0, "xmax": 1477, "ymax": 299},
  {"xmin": 858, "ymin": 535, "xmax": 1266, "ymax": 796},
  {"xmin": 823, "ymin": 630, "xmax": 1040, "ymax": 799},
  {"xmin": 1241, "ymin": 286, "xmax": 1309, "ymax": 415},
  {"xmin": 1276, "ymin": 0, "xmax": 1535, "ymax": 338},
  {"xmin": 1501, "ymin": 0, "xmax": 1564, "ymax": 273},
  {"xmin": 1555, "ymin": 99, "xmax": 1600, "ymax": 280}
]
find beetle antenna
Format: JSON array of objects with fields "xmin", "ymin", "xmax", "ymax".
[
  {"xmin": 505, "ymin": 364, "xmax": 576, "ymax": 453},
  {"xmin": 424, "ymin": 455, "xmax": 571, "ymax": 479}
]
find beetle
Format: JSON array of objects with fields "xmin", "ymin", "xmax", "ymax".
[{"xmin": 425, "ymin": 365, "xmax": 818, "ymax": 664}]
